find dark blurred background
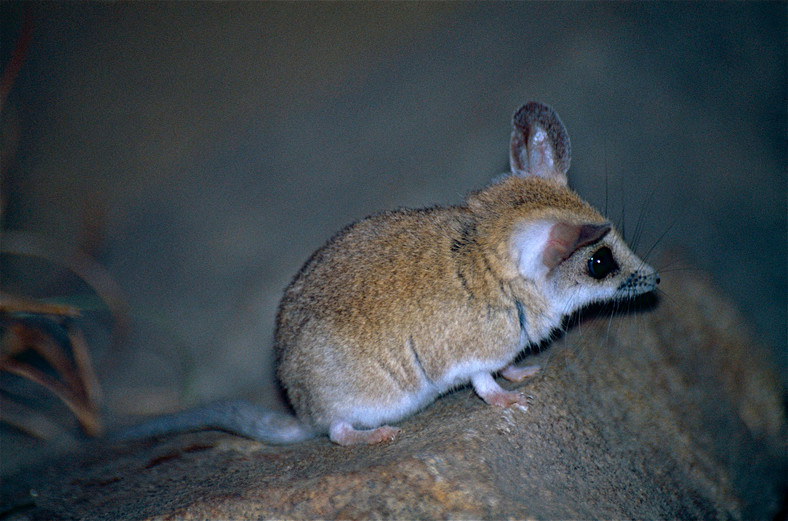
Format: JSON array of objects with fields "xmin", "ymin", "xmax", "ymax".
[{"xmin": 1, "ymin": 2, "xmax": 785, "ymax": 465}]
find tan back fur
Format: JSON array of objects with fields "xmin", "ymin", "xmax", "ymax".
[{"xmin": 274, "ymin": 102, "xmax": 658, "ymax": 439}]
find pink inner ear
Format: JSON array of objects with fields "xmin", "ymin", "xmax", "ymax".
[{"xmin": 542, "ymin": 222, "xmax": 611, "ymax": 270}]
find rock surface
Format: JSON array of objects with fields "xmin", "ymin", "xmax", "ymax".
[{"xmin": 1, "ymin": 260, "xmax": 785, "ymax": 520}]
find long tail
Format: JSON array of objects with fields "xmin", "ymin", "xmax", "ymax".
[{"xmin": 110, "ymin": 400, "xmax": 315, "ymax": 444}]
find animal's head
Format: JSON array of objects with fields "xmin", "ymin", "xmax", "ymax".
[{"xmin": 470, "ymin": 102, "xmax": 659, "ymax": 316}]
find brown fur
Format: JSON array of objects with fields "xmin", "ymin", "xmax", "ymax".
[
  {"xmin": 276, "ymin": 177, "xmax": 604, "ymax": 429},
  {"xmin": 272, "ymin": 101, "xmax": 658, "ymax": 444},
  {"xmin": 117, "ymin": 102, "xmax": 658, "ymax": 446}
]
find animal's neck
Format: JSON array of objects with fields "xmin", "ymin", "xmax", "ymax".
[{"xmin": 507, "ymin": 275, "xmax": 563, "ymax": 346}]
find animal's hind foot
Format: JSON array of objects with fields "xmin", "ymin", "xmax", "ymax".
[{"xmin": 329, "ymin": 421, "xmax": 401, "ymax": 446}]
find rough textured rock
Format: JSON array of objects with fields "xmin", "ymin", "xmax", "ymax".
[{"xmin": 1, "ymin": 259, "xmax": 785, "ymax": 520}]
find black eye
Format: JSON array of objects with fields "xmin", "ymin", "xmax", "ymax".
[{"xmin": 587, "ymin": 247, "xmax": 617, "ymax": 280}]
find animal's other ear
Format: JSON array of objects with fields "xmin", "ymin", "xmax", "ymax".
[
  {"xmin": 509, "ymin": 102, "xmax": 571, "ymax": 185},
  {"xmin": 512, "ymin": 221, "xmax": 610, "ymax": 278}
]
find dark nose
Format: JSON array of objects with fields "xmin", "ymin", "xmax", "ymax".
[{"xmin": 656, "ymin": 275, "xmax": 661, "ymax": 285}]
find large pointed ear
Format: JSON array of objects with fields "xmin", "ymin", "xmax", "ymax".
[
  {"xmin": 509, "ymin": 102, "xmax": 571, "ymax": 185},
  {"xmin": 512, "ymin": 221, "xmax": 611, "ymax": 278}
]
